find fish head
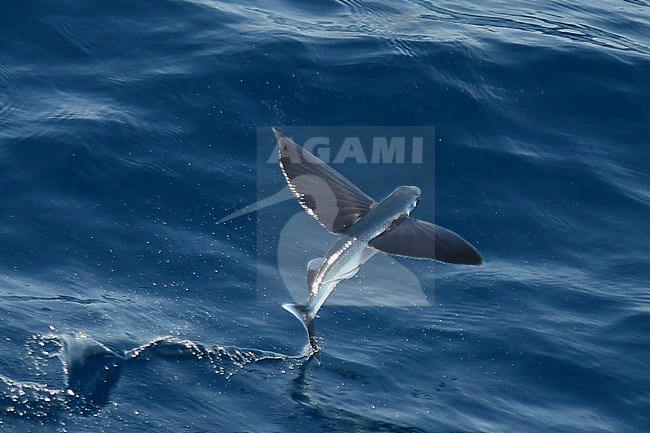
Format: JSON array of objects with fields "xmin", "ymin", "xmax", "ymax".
[
  {"xmin": 390, "ymin": 185, "xmax": 421, "ymax": 215},
  {"xmin": 401, "ymin": 185, "xmax": 422, "ymax": 211}
]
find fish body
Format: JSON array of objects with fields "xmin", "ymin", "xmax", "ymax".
[
  {"xmin": 273, "ymin": 128, "xmax": 482, "ymax": 352},
  {"xmin": 304, "ymin": 185, "xmax": 420, "ymax": 320}
]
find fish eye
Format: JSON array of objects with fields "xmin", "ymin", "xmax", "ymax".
[{"xmin": 414, "ymin": 197, "xmax": 421, "ymax": 207}]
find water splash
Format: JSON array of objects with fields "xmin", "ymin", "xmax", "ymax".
[{"xmin": 1, "ymin": 333, "xmax": 311, "ymax": 418}]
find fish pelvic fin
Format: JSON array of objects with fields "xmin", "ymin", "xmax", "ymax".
[
  {"xmin": 307, "ymin": 258, "xmax": 324, "ymax": 291},
  {"xmin": 282, "ymin": 303, "xmax": 318, "ymax": 356}
]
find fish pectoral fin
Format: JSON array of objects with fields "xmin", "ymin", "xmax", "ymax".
[
  {"xmin": 307, "ymin": 258, "xmax": 325, "ymax": 290},
  {"xmin": 274, "ymin": 128, "xmax": 377, "ymax": 233},
  {"xmin": 369, "ymin": 217, "xmax": 483, "ymax": 265}
]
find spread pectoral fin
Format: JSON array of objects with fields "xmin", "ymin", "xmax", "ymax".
[
  {"xmin": 369, "ymin": 217, "xmax": 483, "ymax": 265},
  {"xmin": 274, "ymin": 128, "xmax": 376, "ymax": 233}
]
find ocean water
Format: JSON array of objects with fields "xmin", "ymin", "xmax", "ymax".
[{"xmin": 1, "ymin": 1, "xmax": 649, "ymax": 432}]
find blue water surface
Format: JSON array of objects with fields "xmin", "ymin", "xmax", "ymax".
[{"xmin": 1, "ymin": 1, "xmax": 649, "ymax": 432}]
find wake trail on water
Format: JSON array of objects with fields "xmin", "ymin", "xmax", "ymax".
[{"xmin": 0, "ymin": 333, "xmax": 310, "ymax": 418}]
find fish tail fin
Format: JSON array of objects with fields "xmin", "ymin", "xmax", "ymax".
[{"xmin": 282, "ymin": 303, "xmax": 318, "ymax": 356}]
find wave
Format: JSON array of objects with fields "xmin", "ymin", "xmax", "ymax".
[{"xmin": 0, "ymin": 333, "xmax": 309, "ymax": 418}]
